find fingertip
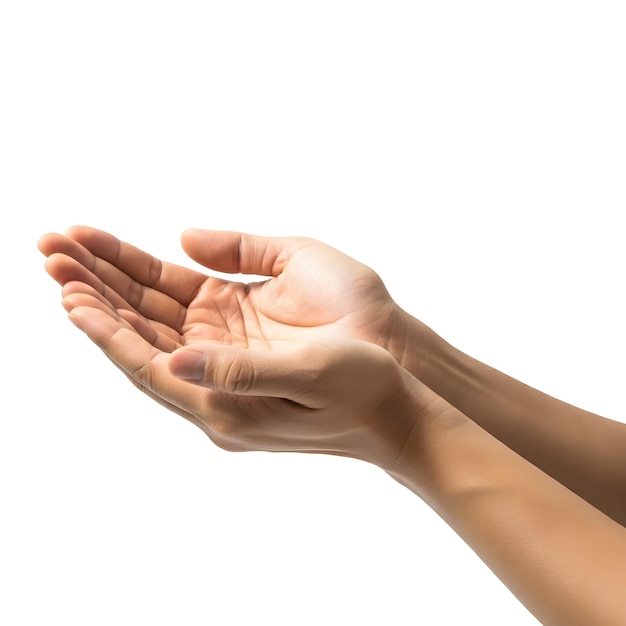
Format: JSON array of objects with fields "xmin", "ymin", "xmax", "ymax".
[
  {"xmin": 180, "ymin": 227, "xmax": 212, "ymax": 247},
  {"xmin": 37, "ymin": 232, "xmax": 52, "ymax": 254},
  {"xmin": 180, "ymin": 227, "xmax": 202, "ymax": 250},
  {"xmin": 64, "ymin": 224, "xmax": 89, "ymax": 236},
  {"xmin": 63, "ymin": 225, "xmax": 82, "ymax": 240},
  {"xmin": 42, "ymin": 252, "xmax": 62, "ymax": 278},
  {"xmin": 37, "ymin": 232, "xmax": 64, "ymax": 256},
  {"xmin": 64, "ymin": 225, "xmax": 96, "ymax": 245},
  {"xmin": 66, "ymin": 304, "xmax": 95, "ymax": 332},
  {"xmin": 67, "ymin": 310, "xmax": 85, "ymax": 332}
]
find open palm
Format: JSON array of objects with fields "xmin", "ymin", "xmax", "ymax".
[
  {"xmin": 38, "ymin": 226, "xmax": 403, "ymax": 448},
  {"xmin": 40, "ymin": 226, "xmax": 396, "ymax": 349}
]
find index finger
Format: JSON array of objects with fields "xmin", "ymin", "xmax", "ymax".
[{"xmin": 64, "ymin": 225, "xmax": 208, "ymax": 307}]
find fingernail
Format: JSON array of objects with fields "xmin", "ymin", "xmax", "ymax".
[{"xmin": 170, "ymin": 350, "xmax": 206, "ymax": 380}]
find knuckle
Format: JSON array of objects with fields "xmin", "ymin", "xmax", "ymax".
[{"xmin": 219, "ymin": 354, "xmax": 254, "ymax": 394}]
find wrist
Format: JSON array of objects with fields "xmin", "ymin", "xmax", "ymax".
[
  {"xmin": 382, "ymin": 307, "xmax": 427, "ymax": 378},
  {"xmin": 380, "ymin": 372, "xmax": 470, "ymax": 497},
  {"xmin": 385, "ymin": 307, "xmax": 456, "ymax": 384}
]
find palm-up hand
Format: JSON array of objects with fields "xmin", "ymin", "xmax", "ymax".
[{"xmin": 38, "ymin": 226, "xmax": 418, "ymax": 465}]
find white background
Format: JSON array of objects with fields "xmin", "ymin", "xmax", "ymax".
[{"xmin": 2, "ymin": 2, "xmax": 625, "ymax": 624}]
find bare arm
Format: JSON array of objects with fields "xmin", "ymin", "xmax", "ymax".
[
  {"xmin": 388, "ymin": 383, "xmax": 626, "ymax": 626},
  {"xmin": 393, "ymin": 311, "xmax": 626, "ymax": 526}
]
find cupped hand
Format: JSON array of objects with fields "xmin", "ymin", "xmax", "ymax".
[
  {"xmin": 37, "ymin": 226, "xmax": 418, "ymax": 463},
  {"xmin": 39, "ymin": 226, "xmax": 402, "ymax": 353}
]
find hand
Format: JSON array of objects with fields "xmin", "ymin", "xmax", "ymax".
[
  {"xmin": 39, "ymin": 226, "xmax": 405, "ymax": 354},
  {"xmin": 173, "ymin": 335, "xmax": 418, "ymax": 466},
  {"xmin": 37, "ymin": 226, "xmax": 420, "ymax": 463}
]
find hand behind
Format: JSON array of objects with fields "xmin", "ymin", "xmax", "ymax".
[
  {"xmin": 39, "ymin": 226, "xmax": 399, "ymax": 350},
  {"xmin": 38, "ymin": 226, "xmax": 417, "ymax": 463}
]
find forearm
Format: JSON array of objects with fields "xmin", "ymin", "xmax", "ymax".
[
  {"xmin": 391, "ymin": 309, "xmax": 626, "ymax": 525},
  {"xmin": 387, "ymin": 394, "xmax": 626, "ymax": 626}
]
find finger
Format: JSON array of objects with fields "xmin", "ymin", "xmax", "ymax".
[
  {"xmin": 169, "ymin": 342, "xmax": 327, "ymax": 406},
  {"xmin": 65, "ymin": 303, "xmax": 241, "ymax": 448},
  {"xmin": 180, "ymin": 229, "xmax": 307, "ymax": 276},
  {"xmin": 45, "ymin": 253, "xmax": 132, "ymax": 310},
  {"xmin": 116, "ymin": 309, "xmax": 182, "ymax": 353},
  {"xmin": 39, "ymin": 232, "xmax": 94, "ymax": 266},
  {"xmin": 68, "ymin": 305, "xmax": 210, "ymax": 418},
  {"xmin": 45, "ymin": 251, "xmax": 188, "ymax": 332},
  {"xmin": 64, "ymin": 226, "xmax": 208, "ymax": 306},
  {"xmin": 41, "ymin": 235, "xmax": 135, "ymax": 300},
  {"xmin": 62, "ymin": 291, "xmax": 118, "ymax": 319},
  {"xmin": 60, "ymin": 288, "xmax": 180, "ymax": 353},
  {"xmin": 62, "ymin": 281, "xmax": 183, "ymax": 349},
  {"xmin": 62, "ymin": 281, "xmax": 117, "ymax": 313},
  {"xmin": 114, "ymin": 362, "xmax": 214, "ymax": 437}
]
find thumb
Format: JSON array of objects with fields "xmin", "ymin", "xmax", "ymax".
[
  {"xmin": 181, "ymin": 229, "xmax": 301, "ymax": 276},
  {"xmin": 168, "ymin": 343, "xmax": 318, "ymax": 401}
]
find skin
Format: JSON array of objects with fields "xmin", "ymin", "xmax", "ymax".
[{"xmin": 39, "ymin": 226, "xmax": 626, "ymax": 624}]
